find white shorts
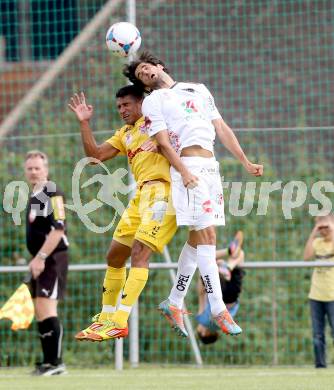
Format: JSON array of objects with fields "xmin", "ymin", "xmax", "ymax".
[{"xmin": 170, "ymin": 157, "xmax": 225, "ymax": 229}]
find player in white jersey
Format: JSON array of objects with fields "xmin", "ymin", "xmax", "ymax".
[{"xmin": 124, "ymin": 52, "xmax": 263, "ymax": 337}]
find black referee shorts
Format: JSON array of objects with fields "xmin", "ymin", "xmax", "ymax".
[{"xmin": 30, "ymin": 250, "xmax": 68, "ymax": 300}]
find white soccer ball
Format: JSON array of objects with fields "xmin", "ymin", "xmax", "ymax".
[{"xmin": 106, "ymin": 22, "xmax": 141, "ymax": 57}]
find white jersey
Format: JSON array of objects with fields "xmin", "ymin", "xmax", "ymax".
[{"xmin": 142, "ymin": 82, "xmax": 222, "ymax": 154}]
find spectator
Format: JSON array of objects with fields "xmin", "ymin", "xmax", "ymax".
[{"xmin": 304, "ymin": 215, "xmax": 334, "ymax": 368}]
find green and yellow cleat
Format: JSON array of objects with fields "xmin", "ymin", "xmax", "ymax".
[
  {"xmin": 86, "ymin": 321, "xmax": 129, "ymax": 342},
  {"xmin": 75, "ymin": 313, "xmax": 113, "ymax": 341}
]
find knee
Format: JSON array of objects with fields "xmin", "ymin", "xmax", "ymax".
[
  {"xmin": 106, "ymin": 249, "xmax": 115, "ymax": 266},
  {"xmin": 106, "ymin": 247, "xmax": 127, "ymax": 268},
  {"xmin": 313, "ymin": 333, "xmax": 325, "ymax": 346},
  {"xmin": 131, "ymin": 242, "xmax": 149, "ymax": 268}
]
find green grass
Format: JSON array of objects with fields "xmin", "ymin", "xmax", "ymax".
[{"xmin": 0, "ymin": 366, "xmax": 334, "ymax": 390}]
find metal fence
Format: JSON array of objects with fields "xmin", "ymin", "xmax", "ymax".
[{"xmin": 1, "ymin": 258, "xmax": 333, "ymax": 368}]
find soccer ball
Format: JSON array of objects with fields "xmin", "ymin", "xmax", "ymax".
[{"xmin": 106, "ymin": 22, "xmax": 141, "ymax": 57}]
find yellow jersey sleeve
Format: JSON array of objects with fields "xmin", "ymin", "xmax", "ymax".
[{"xmin": 105, "ymin": 129, "xmax": 126, "ymax": 155}]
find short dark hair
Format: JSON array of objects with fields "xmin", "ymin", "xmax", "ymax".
[
  {"xmin": 123, "ymin": 51, "xmax": 170, "ymax": 89},
  {"xmin": 197, "ymin": 331, "xmax": 219, "ymax": 345},
  {"xmin": 115, "ymin": 85, "xmax": 144, "ymax": 100}
]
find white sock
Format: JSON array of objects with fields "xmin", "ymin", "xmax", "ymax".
[
  {"xmin": 168, "ymin": 242, "xmax": 197, "ymax": 309},
  {"xmin": 197, "ymin": 244, "xmax": 226, "ymax": 316},
  {"xmin": 102, "ymin": 305, "xmax": 116, "ymax": 313}
]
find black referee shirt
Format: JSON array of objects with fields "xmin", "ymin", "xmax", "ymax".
[{"xmin": 26, "ymin": 181, "xmax": 69, "ymax": 256}]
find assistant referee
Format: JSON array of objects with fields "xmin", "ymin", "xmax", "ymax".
[{"xmin": 25, "ymin": 150, "xmax": 68, "ymax": 376}]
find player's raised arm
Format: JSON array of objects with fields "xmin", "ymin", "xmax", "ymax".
[
  {"xmin": 213, "ymin": 117, "xmax": 263, "ymax": 177},
  {"xmin": 303, "ymin": 224, "xmax": 319, "ymax": 260},
  {"xmin": 68, "ymin": 92, "xmax": 119, "ymax": 162}
]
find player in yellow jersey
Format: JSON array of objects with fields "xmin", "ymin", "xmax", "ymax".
[{"xmin": 68, "ymin": 85, "xmax": 176, "ymax": 341}]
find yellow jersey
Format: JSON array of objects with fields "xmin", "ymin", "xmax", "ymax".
[
  {"xmin": 106, "ymin": 117, "xmax": 171, "ymax": 188},
  {"xmin": 309, "ymin": 237, "xmax": 334, "ymax": 301}
]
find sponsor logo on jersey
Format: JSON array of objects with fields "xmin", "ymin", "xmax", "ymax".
[
  {"xmin": 127, "ymin": 146, "xmax": 143, "ymax": 162},
  {"xmin": 125, "ymin": 133, "xmax": 133, "ymax": 146},
  {"xmin": 182, "ymin": 100, "xmax": 198, "ymax": 113},
  {"xmin": 202, "ymin": 200, "xmax": 213, "ymax": 213}
]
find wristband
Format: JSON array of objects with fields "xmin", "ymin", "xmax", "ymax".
[{"xmin": 37, "ymin": 252, "xmax": 48, "ymax": 261}]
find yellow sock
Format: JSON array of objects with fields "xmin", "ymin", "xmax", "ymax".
[
  {"xmin": 102, "ymin": 266, "xmax": 126, "ymax": 307},
  {"xmin": 112, "ymin": 267, "xmax": 149, "ymax": 327}
]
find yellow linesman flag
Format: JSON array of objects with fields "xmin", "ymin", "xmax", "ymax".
[{"xmin": 0, "ymin": 283, "xmax": 34, "ymax": 330}]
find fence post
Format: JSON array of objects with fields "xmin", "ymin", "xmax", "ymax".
[{"xmin": 271, "ymin": 232, "xmax": 278, "ymax": 365}]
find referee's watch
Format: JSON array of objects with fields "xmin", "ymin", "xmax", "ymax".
[{"xmin": 37, "ymin": 252, "xmax": 48, "ymax": 261}]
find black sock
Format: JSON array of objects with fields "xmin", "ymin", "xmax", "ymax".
[{"xmin": 37, "ymin": 316, "xmax": 63, "ymax": 365}]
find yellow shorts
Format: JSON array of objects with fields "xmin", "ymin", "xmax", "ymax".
[{"xmin": 113, "ymin": 181, "xmax": 177, "ymax": 253}]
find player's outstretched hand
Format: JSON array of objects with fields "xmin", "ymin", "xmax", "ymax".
[
  {"xmin": 68, "ymin": 92, "xmax": 94, "ymax": 123},
  {"xmin": 244, "ymin": 161, "xmax": 263, "ymax": 177}
]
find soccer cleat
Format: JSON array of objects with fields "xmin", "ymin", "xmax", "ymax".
[
  {"xmin": 75, "ymin": 313, "xmax": 106, "ymax": 341},
  {"xmin": 86, "ymin": 321, "xmax": 129, "ymax": 342},
  {"xmin": 31, "ymin": 363, "xmax": 67, "ymax": 376},
  {"xmin": 228, "ymin": 230, "xmax": 244, "ymax": 257},
  {"xmin": 158, "ymin": 299, "xmax": 189, "ymax": 338},
  {"xmin": 213, "ymin": 309, "xmax": 242, "ymax": 336}
]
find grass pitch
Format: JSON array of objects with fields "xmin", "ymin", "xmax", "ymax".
[{"xmin": 0, "ymin": 366, "xmax": 333, "ymax": 390}]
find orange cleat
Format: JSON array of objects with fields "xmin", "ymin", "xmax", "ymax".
[
  {"xmin": 213, "ymin": 309, "xmax": 242, "ymax": 336},
  {"xmin": 158, "ymin": 299, "xmax": 189, "ymax": 338}
]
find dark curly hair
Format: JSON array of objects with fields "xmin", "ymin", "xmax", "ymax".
[
  {"xmin": 123, "ymin": 51, "xmax": 170, "ymax": 90},
  {"xmin": 197, "ymin": 331, "xmax": 219, "ymax": 345}
]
